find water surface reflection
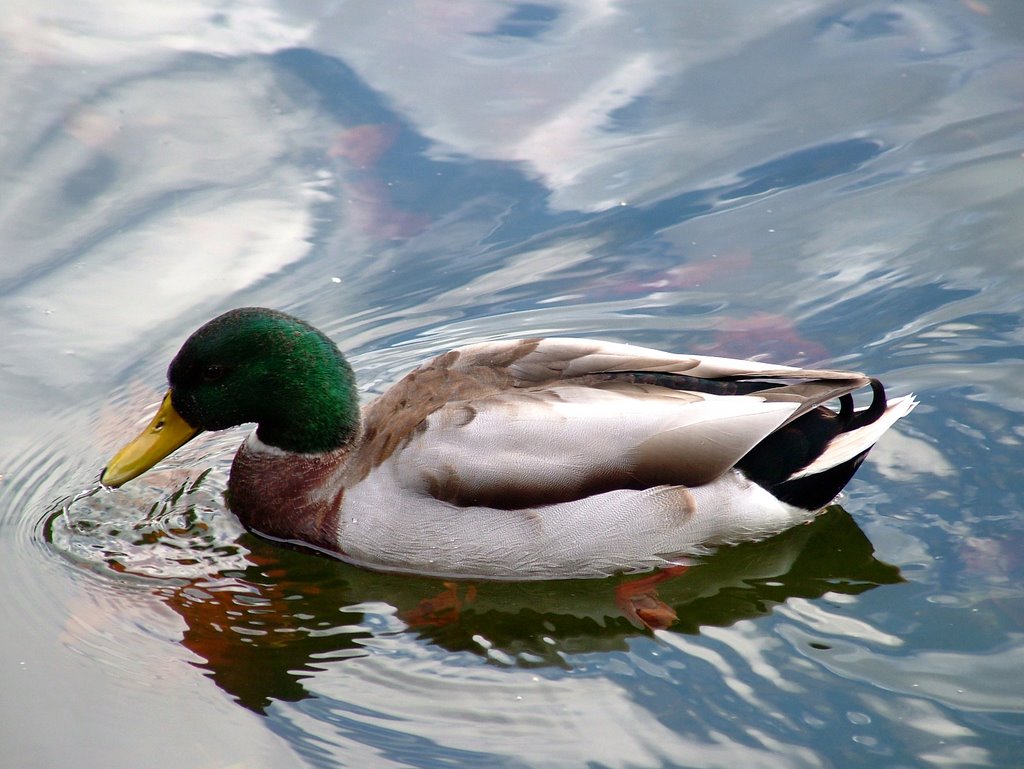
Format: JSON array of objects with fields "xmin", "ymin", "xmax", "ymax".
[
  {"xmin": 48, "ymin": 480, "xmax": 900, "ymax": 714},
  {"xmin": 4, "ymin": 0, "xmax": 1024, "ymax": 765}
]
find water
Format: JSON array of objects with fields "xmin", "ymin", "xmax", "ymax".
[{"xmin": 2, "ymin": 1, "xmax": 1023, "ymax": 767}]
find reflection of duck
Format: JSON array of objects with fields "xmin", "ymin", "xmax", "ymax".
[
  {"xmin": 163, "ymin": 506, "xmax": 900, "ymax": 713},
  {"xmin": 101, "ymin": 308, "xmax": 914, "ymax": 579}
]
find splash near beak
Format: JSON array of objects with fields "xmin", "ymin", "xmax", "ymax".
[{"xmin": 100, "ymin": 390, "xmax": 202, "ymax": 487}]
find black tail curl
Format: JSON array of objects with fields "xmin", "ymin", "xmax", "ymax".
[
  {"xmin": 738, "ymin": 377, "xmax": 889, "ymax": 510},
  {"xmin": 844, "ymin": 378, "xmax": 887, "ymax": 431}
]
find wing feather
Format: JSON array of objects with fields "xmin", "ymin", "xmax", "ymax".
[
  {"xmin": 488, "ymin": 338, "xmax": 868, "ymax": 382},
  {"xmin": 393, "ymin": 384, "xmax": 800, "ymax": 508},
  {"xmin": 357, "ymin": 337, "xmax": 877, "ymax": 508}
]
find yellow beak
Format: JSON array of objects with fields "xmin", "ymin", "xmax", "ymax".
[{"xmin": 100, "ymin": 390, "xmax": 202, "ymax": 487}]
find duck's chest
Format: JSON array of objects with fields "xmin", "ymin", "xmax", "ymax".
[{"xmin": 227, "ymin": 436, "xmax": 348, "ymax": 554}]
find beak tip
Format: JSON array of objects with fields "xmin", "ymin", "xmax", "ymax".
[
  {"xmin": 99, "ymin": 390, "xmax": 200, "ymax": 490},
  {"xmin": 99, "ymin": 465, "xmax": 131, "ymax": 489}
]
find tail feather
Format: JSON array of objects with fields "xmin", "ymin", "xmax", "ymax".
[
  {"xmin": 736, "ymin": 375, "xmax": 917, "ymax": 511},
  {"xmin": 787, "ymin": 392, "xmax": 917, "ymax": 481}
]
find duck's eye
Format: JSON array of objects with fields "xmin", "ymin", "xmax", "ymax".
[{"xmin": 202, "ymin": 364, "xmax": 227, "ymax": 383}]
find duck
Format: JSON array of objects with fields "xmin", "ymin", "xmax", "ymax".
[{"xmin": 100, "ymin": 307, "xmax": 916, "ymax": 580}]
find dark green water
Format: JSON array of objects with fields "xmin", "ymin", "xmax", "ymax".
[{"xmin": 2, "ymin": 2, "xmax": 1023, "ymax": 767}]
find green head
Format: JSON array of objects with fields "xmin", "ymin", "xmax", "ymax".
[{"xmin": 168, "ymin": 307, "xmax": 360, "ymax": 453}]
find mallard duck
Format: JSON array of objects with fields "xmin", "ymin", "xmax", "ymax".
[{"xmin": 101, "ymin": 307, "xmax": 915, "ymax": 579}]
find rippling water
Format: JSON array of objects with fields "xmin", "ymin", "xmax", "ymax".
[{"xmin": 2, "ymin": 2, "xmax": 1024, "ymax": 767}]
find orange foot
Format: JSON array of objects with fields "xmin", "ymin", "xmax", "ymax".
[
  {"xmin": 614, "ymin": 565, "xmax": 689, "ymax": 630},
  {"xmin": 402, "ymin": 582, "xmax": 478, "ymax": 629}
]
